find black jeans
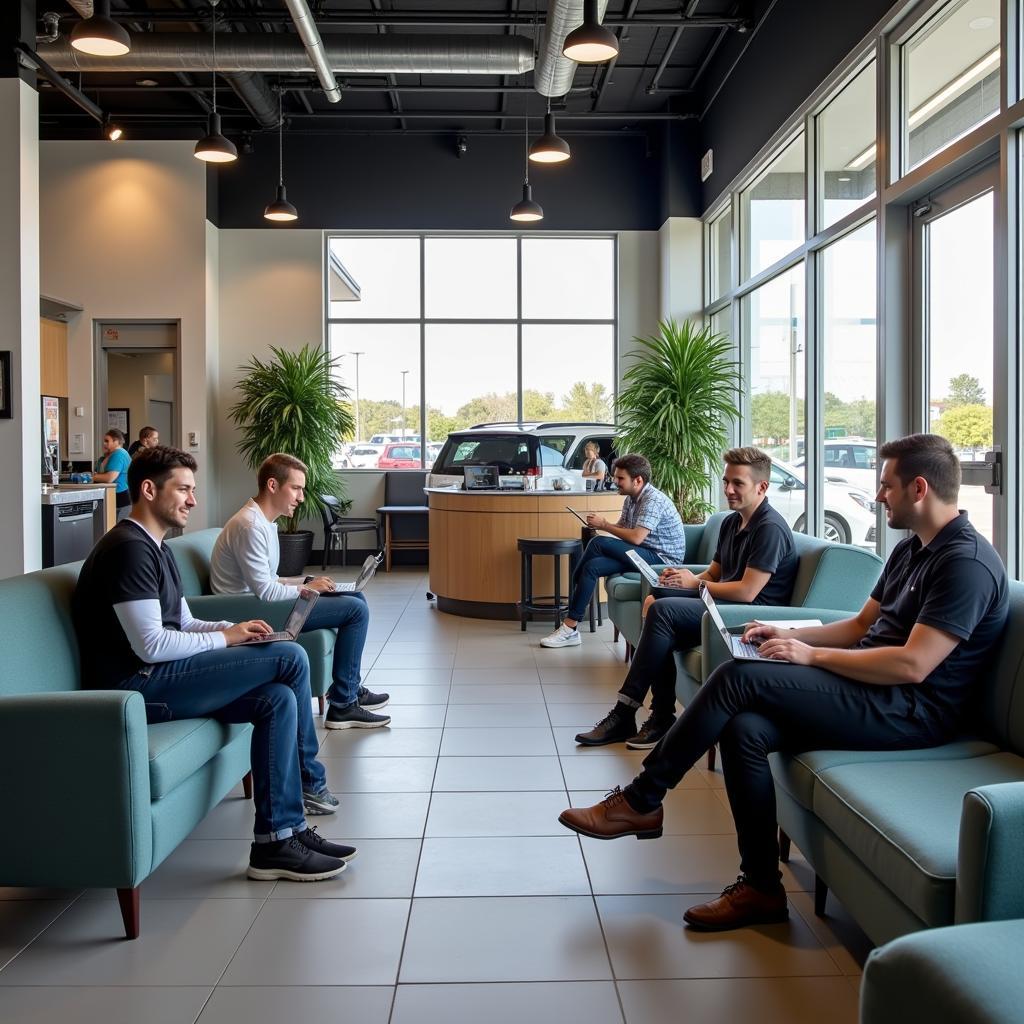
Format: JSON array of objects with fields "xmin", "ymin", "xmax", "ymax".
[
  {"xmin": 626, "ymin": 660, "xmax": 948, "ymax": 886},
  {"xmin": 618, "ymin": 595, "xmax": 726, "ymax": 718}
]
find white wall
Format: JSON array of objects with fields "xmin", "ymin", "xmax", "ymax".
[
  {"xmin": 617, "ymin": 230, "xmax": 661, "ymax": 385},
  {"xmin": 39, "ymin": 140, "xmax": 215, "ymax": 527},
  {"xmin": 659, "ymin": 217, "xmax": 703, "ymax": 326}
]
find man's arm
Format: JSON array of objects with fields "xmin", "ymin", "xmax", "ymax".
[
  {"xmin": 588, "ymin": 518, "xmax": 650, "ymax": 545},
  {"xmin": 229, "ymin": 522, "xmax": 299, "ymax": 603},
  {"xmin": 746, "ymin": 598, "xmax": 881, "ymax": 650},
  {"xmin": 115, "ymin": 600, "xmax": 230, "ymax": 662},
  {"xmin": 92, "ymin": 470, "xmax": 118, "ymax": 483}
]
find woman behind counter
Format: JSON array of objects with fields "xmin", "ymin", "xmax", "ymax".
[
  {"xmin": 93, "ymin": 428, "xmax": 132, "ymax": 521},
  {"xmin": 581, "ymin": 441, "xmax": 607, "ymax": 487}
]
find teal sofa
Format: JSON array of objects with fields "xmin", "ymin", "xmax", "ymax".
[
  {"xmin": 166, "ymin": 528, "xmax": 337, "ymax": 713},
  {"xmin": 860, "ymin": 919, "xmax": 1024, "ymax": 1023},
  {"xmin": 0, "ymin": 562, "xmax": 253, "ymax": 939},
  {"xmin": 703, "ymin": 581, "xmax": 1024, "ymax": 946}
]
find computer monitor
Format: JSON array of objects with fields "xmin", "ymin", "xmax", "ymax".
[{"xmin": 464, "ymin": 465, "xmax": 499, "ymax": 490}]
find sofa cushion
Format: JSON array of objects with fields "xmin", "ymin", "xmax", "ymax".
[
  {"xmin": 811, "ymin": 752, "xmax": 1024, "ymax": 925},
  {"xmin": 165, "ymin": 529, "xmax": 221, "ymax": 597},
  {"xmin": 148, "ymin": 718, "xmax": 252, "ymax": 800}
]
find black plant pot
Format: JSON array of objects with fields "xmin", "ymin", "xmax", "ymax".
[{"xmin": 277, "ymin": 530, "xmax": 315, "ymax": 577}]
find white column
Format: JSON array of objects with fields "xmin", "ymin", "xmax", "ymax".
[
  {"xmin": 0, "ymin": 77, "xmax": 40, "ymax": 578},
  {"xmin": 658, "ymin": 216, "xmax": 703, "ymax": 325}
]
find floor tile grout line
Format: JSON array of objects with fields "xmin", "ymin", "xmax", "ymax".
[{"xmin": 0, "ymin": 893, "xmax": 83, "ymax": 976}]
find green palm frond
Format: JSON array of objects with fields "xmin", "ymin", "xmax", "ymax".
[
  {"xmin": 617, "ymin": 319, "xmax": 742, "ymax": 522},
  {"xmin": 229, "ymin": 345, "xmax": 355, "ymax": 533}
]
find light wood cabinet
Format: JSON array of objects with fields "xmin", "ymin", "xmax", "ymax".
[{"xmin": 40, "ymin": 318, "xmax": 69, "ymax": 398}]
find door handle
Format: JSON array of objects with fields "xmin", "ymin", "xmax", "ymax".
[{"xmin": 984, "ymin": 447, "xmax": 1002, "ymax": 495}]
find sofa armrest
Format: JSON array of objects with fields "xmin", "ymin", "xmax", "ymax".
[
  {"xmin": 187, "ymin": 593, "xmax": 298, "ymax": 630},
  {"xmin": 956, "ymin": 782, "xmax": 1024, "ymax": 923},
  {"xmin": 0, "ymin": 690, "xmax": 153, "ymax": 888}
]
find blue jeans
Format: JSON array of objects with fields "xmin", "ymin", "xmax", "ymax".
[
  {"xmin": 120, "ymin": 642, "xmax": 326, "ymax": 842},
  {"xmin": 567, "ymin": 536, "xmax": 662, "ymax": 623},
  {"xmin": 301, "ymin": 591, "xmax": 369, "ymax": 709}
]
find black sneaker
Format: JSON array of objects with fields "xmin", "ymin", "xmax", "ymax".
[
  {"xmin": 626, "ymin": 714, "xmax": 676, "ymax": 750},
  {"xmin": 575, "ymin": 706, "xmax": 637, "ymax": 747},
  {"xmin": 295, "ymin": 826, "xmax": 358, "ymax": 863},
  {"xmin": 358, "ymin": 685, "xmax": 390, "ymax": 711},
  {"xmin": 247, "ymin": 835, "xmax": 346, "ymax": 882},
  {"xmin": 302, "ymin": 789, "xmax": 340, "ymax": 815},
  {"xmin": 325, "ymin": 702, "xmax": 392, "ymax": 730}
]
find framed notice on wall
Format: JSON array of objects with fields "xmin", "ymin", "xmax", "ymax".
[
  {"xmin": 107, "ymin": 407, "xmax": 130, "ymax": 437},
  {"xmin": 42, "ymin": 396, "xmax": 60, "ymax": 445},
  {"xmin": 0, "ymin": 351, "xmax": 11, "ymax": 419}
]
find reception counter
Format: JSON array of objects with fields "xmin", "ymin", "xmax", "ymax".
[{"xmin": 427, "ymin": 487, "xmax": 625, "ymax": 619}]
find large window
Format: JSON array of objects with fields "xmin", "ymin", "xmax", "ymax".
[
  {"xmin": 740, "ymin": 134, "xmax": 806, "ymax": 279},
  {"xmin": 326, "ymin": 235, "xmax": 616, "ymax": 467}
]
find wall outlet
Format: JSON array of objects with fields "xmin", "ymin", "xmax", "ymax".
[
  {"xmin": 701, "ymin": 148, "xmax": 713, "ymax": 182},
  {"xmin": 70, "ymin": 433, "xmax": 84, "ymax": 454},
  {"xmin": 188, "ymin": 431, "xmax": 200, "ymax": 449}
]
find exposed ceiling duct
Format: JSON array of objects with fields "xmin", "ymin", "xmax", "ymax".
[
  {"xmin": 534, "ymin": 0, "xmax": 610, "ymax": 99},
  {"xmin": 283, "ymin": 0, "xmax": 341, "ymax": 103},
  {"xmin": 38, "ymin": 34, "xmax": 535, "ymax": 76}
]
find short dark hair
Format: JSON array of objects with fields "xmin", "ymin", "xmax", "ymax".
[
  {"xmin": 257, "ymin": 453, "xmax": 308, "ymax": 492},
  {"xmin": 104, "ymin": 428, "xmax": 126, "ymax": 446},
  {"xmin": 724, "ymin": 446, "xmax": 772, "ymax": 483},
  {"xmin": 139, "ymin": 425, "xmax": 158, "ymax": 441},
  {"xmin": 128, "ymin": 446, "xmax": 198, "ymax": 503},
  {"xmin": 878, "ymin": 433, "xmax": 960, "ymax": 503},
  {"xmin": 612, "ymin": 453, "xmax": 652, "ymax": 484}
]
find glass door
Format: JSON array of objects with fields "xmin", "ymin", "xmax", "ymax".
[{"xmin": 913, "ymin": 164, "xmax": 1001, "ymax": 548}]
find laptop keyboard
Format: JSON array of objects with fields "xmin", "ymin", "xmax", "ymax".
[{"xmin": 732, "ymin": 638, "xmax": 763, "ymax": 659}]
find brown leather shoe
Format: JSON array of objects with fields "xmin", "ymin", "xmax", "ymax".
[
  {"xmin": 683, "ymin": 876, "xmax": 788, "ymax": 931},
  {"xmin": 558, "ymin": 787, "xmax": 664, "ymax": 840}
]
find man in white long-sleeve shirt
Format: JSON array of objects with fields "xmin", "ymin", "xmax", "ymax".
[
  {"xmin": 72, "ymin": 447, "xmax": 356, "ymax": 883},
  {"xmin": 211, "ymin": 452, "xmax": 390, "ymax": 732}
]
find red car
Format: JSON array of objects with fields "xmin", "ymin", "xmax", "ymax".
[{"xmin": 377, "ymin": 443, "xmax": 421, "ymax": 469}]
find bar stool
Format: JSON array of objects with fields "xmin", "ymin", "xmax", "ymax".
[
  {"xmin": 579, "ymin": 526, "xmax": 603, "ymax": 632},
  {"xmin": 517, "ymin": 537, "xmax": 583, "ymax": 631}
]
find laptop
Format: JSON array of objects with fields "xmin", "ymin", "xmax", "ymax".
[
  {"xmin": 244, "ymin": 588, "xmax": 319, "ymax": 644},
  {"xmin": 464, "ymin": 465, "xmax": 499, "ymax": 490},
  {"xmin": 566, "ymin": 507, "xmax": 593, "ymax": 528},
  {"xmin": 314, "ymin": 553, "xmax": 383, "ymax": 595},
  {"xmin": 624, "ymin": 548, "xmax": 662, "ymax": 588},
  {"xmin": 699, "ymin": 584, "xmax": 774, "ymax": 661}
]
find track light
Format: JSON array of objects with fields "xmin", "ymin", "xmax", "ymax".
[
  {"xmin": 104, "ymin": 118, "xmax": 124, "ymax": 141},
  {"xmin": 529, "ymin": 110, "xmax": 570, "ymax": 164},
  {"xmin": 70, "ymin": 0, "xmax": 130, "ymax": 57},
  {"xmin": 264, "ymin": 91, "xmax": 298, "ymax": 222},
  {"xmin": 562, "ymin": 0, "xmax": 618, "ymax": 64}
]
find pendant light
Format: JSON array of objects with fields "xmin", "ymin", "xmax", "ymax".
[
  {"xmin": 510, "ymin": 108, "xmax": 544, "ymax": 222},
  {"xmin": 529, "ymin": 99, "xmax": 570, "ymax": 164},
  {"xmin": 563, "ymin": 0, "xmax": 619, "ymax": 63},
  {"xmin": 71, "ymin": 0, "xmax": 131, "ymax": 58},
  {"xmin": 194, "ymin": 0, "xmax": 237, "ymax": 164},
  {"xmin": 264, "ymin": 90, "xmax": 298, "ymax": 222}
]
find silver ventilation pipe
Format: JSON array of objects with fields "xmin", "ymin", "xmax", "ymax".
[
  {"xmin": 534, "ymin": 0, "xmax": 610, "ymax": 98},
  {"xmin": 65, "ymin": 1, "xmax": 94, "ymax": 16},
  {"xmin": 38, "ymin": 33, "xmax": 534, "ymax": 75},
  {"xmin": 283, "ymin": 0, "xmax": 340, "ymax": 103}
]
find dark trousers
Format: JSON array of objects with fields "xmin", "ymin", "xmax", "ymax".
[
  {"xmin": 618, "ymin": 595, "xmax": 729, "ymax": 718},
  {"xmin": 566, "ymin": 536, "xmax": 661, "ymax": 623},
  {"xmin": 627, "ymin": 660, "xmax": 948, "ymax": 886}
]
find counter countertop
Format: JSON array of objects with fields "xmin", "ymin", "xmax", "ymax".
[
  {"xmin": 41, "ymin": 487, "xmax": 106, "ymax": 505},
  {"xmin": 424, "ymin": 486, "xmax": 605, "ymax": 497}
]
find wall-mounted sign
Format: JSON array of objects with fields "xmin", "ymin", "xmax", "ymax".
[{"xmin": 104, "ymin": 327, "xmax": 120, "ymax": 342}]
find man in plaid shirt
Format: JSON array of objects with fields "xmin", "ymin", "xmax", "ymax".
[{"xmin": 541, "ymin": 454, "xmax": 686, "ymax": 649}]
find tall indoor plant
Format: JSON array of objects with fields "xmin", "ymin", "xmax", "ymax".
[
  {"xmin": 230, "ymin": 344, "xmax": 354, "ymax": 574},
  {"xmin": 617, "ymin": 319, "xmax": 742, "ymax": 523}
]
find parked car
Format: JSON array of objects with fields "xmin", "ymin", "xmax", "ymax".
[
  {"xmin": 377, "ymin": 442, "xmax": 422, "ymax": 469},
  {"xmin": 427, "ymin": 422, "xmax": 618, "ymax": 488},
  {"xmin": 769, "ymin": 458, "xmax": 877, "ymax": 548},
  {"xmin": 369, "ymin": 433, "xmax": 420, "ymax": 445},
  {"xmin": 347, "ymin": 444, "xmax": 385, "ymax": 468},
  {"xmin": 794, "ymin": 438, "xmax": 877, "ymax": 493}
]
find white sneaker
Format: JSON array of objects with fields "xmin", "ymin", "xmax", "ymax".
[{"xmin": 540, "ymin": 624, "xmax": 582, "ymax": 648}]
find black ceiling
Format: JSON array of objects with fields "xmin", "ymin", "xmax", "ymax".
[{"xmin": 33, "ymin": 1, "xmax": 758, "ymax": 143}]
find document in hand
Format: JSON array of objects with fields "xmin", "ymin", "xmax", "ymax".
[{"xmin": 752, "ymin": 618, "xmax": 823, "ymax": 629}]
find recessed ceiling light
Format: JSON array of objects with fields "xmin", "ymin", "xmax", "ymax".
[
  {"xmin": 136, "ymin": 78, "xmax": 158, "ymax": 87},
  {"xmin": 838, "ymin": 175, "xmax": 851, "ymax": 182},
  {"xmin": 969, "ymin": 16, "xmax": 995, "ymax": 30}
]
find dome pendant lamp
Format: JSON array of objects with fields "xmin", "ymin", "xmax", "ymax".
[
  {"xmin": 563, "ymin": 0, "xmax": 619, "ymax": 64},
  {"xmin": 264, "ymin": 91, "xmax": 298, "ymax": 222},
  {"xmin": 510, "ymin": 110, "xmax": 544, "ymax": 222},
  {"xmin": 71, "ymin": 0, "xmax": 131, "ymax": 58},
  {"xmin": 194, "ymin": 0, "xmax": 237, "ymax": 164},
  {"xmin": 529, "ymin": 100, "xmax": 570, "ymax": 164}
]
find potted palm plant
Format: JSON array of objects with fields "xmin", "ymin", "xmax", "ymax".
[
  {"xmin": 230, "ymin": 344, "xmax": 354, "ymax": 575},
  {"xmin": 617, "ymin": 319, "xmax": 742, "ymax": 523}
]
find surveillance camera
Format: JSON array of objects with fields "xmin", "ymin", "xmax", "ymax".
[{"xmin": 456, "ymin": 135, "xmax": 468, "ymax": 158}]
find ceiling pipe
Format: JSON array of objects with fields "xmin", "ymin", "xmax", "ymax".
[
  {"xmin": 38, "ymin": 33, "xmax": 535, "ymax": 75},
  {"xmin": 282, "ymin": 0, "xmax": 341, "ymax": 103},
  {"xmin": 535, "ymin": 0, "xmax": 610, "ymax": 99}
]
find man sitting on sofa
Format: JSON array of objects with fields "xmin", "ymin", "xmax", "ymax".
[
  {"xmin": 559, "ymin": 434, "xmax": 1008, "ymax": 931},
  {"xmin": 211, "ymin": 452, "xmax": 390, "ymax": 734},
  {"xmin": 576, "ymin": 446, "xmax": 798, "ymax": 751},
  {"xmin": 72, "ymin": 446, "xmax": 355, "ymax": 883},
  {"xmin": 541, "ymin": 453, "xmax": 687, "ymax": 649}
]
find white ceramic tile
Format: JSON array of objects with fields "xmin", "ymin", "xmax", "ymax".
[
  {"xmin": 433, "ymin": 756, "xmax": 566, "ymax": 792},
  {"xmin": 449, "ymin": 684, "xmax": 545, "ymax": 704},
  {"xmin": 443, "ymin": 704, "xmax": 551, "ymax": 728},
  {"xmin": 425, "ymin": 792, "xmax": 574, "ymax": 837},
  {"xmin": 440, "ymin": 726, "xmax": 557, "ymax": 757},
  {"xmin": 0, "ymin": 986, "xmax": 211, "ymax": 1024},
  {"xmin": 268, "ymin": 840, "xmax": 421, "ymax": 900},
  {"xmin": 314, "ymin": 792, "xmax": 431, "ymax": 840},
  {"xmin": 320, "ymin": 757, "xmax": 437, "ymax": 792},
  {"xmin": 198, "ymin": 986, "xmax": 393, "ymax": 1024},
  {"xmin": 320, "ymin": 728, "xmax": 442, "ymax": 758}
]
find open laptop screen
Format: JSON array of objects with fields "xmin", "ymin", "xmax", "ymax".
[
  {"xmin": 464, "ymin": 465, "xmax": 499, "ymax": 490},
  {"xmin": 282, "ymin": 589, "xmax": 317, "ymax": 636}
]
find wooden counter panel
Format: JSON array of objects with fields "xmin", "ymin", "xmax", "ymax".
[{"xmin": 445, "ymin": 509, "xmax": 539, "ymax": 604}]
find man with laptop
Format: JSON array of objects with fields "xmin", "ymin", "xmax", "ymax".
[
  {"xmin": 211, "ymin": 453, "xmax": 390, "ymax": 734},
  {"xmin": 73, "ymin": 447, "xmax": 356, "ymax": 883},
  {"xmin": 559, "ymin": 435, "xmax": 1009, "ymax": 932},
  {"xmin": 540, "ymin": 453, "xmax": 687, "ymax": 648},
  {"xmin": 575, "ymin": 447, "xmax": 797, "ymax": 749}
]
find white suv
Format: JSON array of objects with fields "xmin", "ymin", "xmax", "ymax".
[
  {"xmin": 795, "ymin": 439, "xmax": 877, "ymax": 493},
  {"xmin": 427, "ymin": 422, "xmax": 617, "ymax": 489}
]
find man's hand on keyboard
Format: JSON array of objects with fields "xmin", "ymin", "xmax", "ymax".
[{"xmin": 756, "ymin": 635, "xmax": 814, "ymax": 665}]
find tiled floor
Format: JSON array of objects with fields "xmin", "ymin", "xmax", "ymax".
[{"xmin": 0, "ymin": 569, "xmax": 873, "ymax": 1023}]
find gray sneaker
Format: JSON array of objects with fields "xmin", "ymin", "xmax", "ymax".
[
  {"xmin": 302, "ymin": 788, "xmax": 340, "ymax": 815},
  {"xmin": 325, "ymin": 702, "xmax": 392, "ymax": 730},
  {"xmin": 540, "ymin": 623, "xmax": 581, "ymax": 648}
]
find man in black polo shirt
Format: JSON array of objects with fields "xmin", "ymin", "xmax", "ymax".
[
  {"xmin": 576, "ymin": 447, "xmax": 798, "ymax": 750},
  {"xmin": 73, "ymin": 447, "xmax": 357, "ymax": 883},
  {"xmin": 560, "ymin": 434, "xmax": 1009, "ymax": 932}
]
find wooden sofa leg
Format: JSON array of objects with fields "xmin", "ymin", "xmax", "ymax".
[
  {"xmin": 778, "ymin": 828, "xmax": 791, "ymax": 863},
  {"xmin": 318, "ymin": 696, "xmax": 326, "ymax": 715},
  {"xmin": 241, "ymin": 771, "xmax": 253, "ymax": 800},
  {"xmin": 706, "ymin": 745, "xmax": 716, "ymax": 772},
  {"xmin": 814, "ymin": 875, "xmax": 828, "ymax": 917},
  {"xmin": 117, "ymin": 887, "xmax": 140, "ymax": 940}
]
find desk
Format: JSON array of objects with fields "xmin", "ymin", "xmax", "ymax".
[{"xmin": 426, "ymin": 488, "xmax": 625, "ymax": 619}]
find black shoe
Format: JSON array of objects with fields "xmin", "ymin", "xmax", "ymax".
[
  {"xmin": 626, "ymin": 714, "xmax": 676, "ymax": 750},
  {"xmin": 325, "ymin": 702, "xmax": 392, "ymax": 730},
  {"xmin": 575, "ymin": 706, "xmax": 637, "ymax": 746},
  {"xmin": 295, "ymin": 826, "xmax": 358, "ymax": 863},
  {"xmin": 358, "ymin": 685, "xmax": 390, "ymax": 711},
  {"xmin": 247, "ymin": 835, "xmax": 346, "ymax": 882}
]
